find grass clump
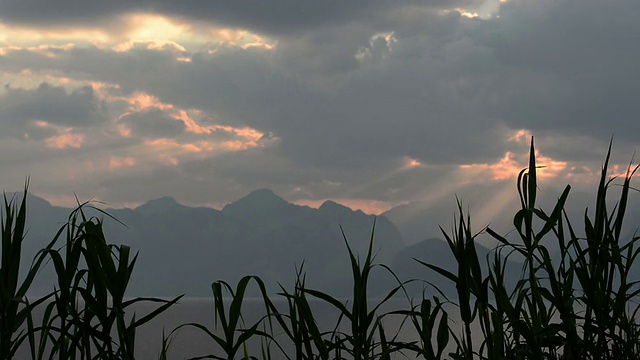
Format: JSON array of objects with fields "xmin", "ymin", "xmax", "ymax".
[
  {"xmin": 192, "ymin": 137, "xmax": 640, "ymax": 360},
  {"xmin": 0, "ymin": 189, "xmax": 181, "ymax": 360}
]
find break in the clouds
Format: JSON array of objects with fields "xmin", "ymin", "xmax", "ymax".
[{"xmin": 0, "ymin": 0, "xmax": 638, "ymax": 219}]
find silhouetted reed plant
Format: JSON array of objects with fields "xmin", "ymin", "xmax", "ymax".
[
  {"xmin": 0, "ymin": 187, "xmax": 181, "ymax": 360},
  {"xmin": 3, "ymin": 137, "xmax": 640, "ymax": 359}
]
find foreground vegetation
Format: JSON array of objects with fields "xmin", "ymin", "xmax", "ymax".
[{"xmin": 2, "ymin": 138, "xmax": 640, "ymax": 359}]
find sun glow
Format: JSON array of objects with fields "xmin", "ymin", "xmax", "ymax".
[
  {"xmin": 1, "ymin": 12, "xmax": 276, "ymax": 54},
  {"xmin": 459, "ymin": 152, "xmax": 521, "ymax": 181},
  {"xmin": 113, "ymin": 14, "xmax": 277, "ymax": 52},
  {"xmin": 459, "ymin": 150, "xmax": 568, "ymax": 182},
  {"xmin": 124, "ymin": 14, "xmax": 190, "ymax": 44}
]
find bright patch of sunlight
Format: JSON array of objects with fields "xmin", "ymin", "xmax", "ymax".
[
  {"xmin": 459, "ymin": 152, "xmax": 522, "ymax": 181},
  {"xmin": 0, "ymin": 22, "xmax": 110, "ymax": 46},
  {"xmin": 124, "ymin": 14, "xmax": 190, "ymax": 44},
  {"xmin": 459, "ymin": 149, "xmax": 568, "ymax": 182},
  {"xmin": 455, "ymin": 8, "xmax": 480, "ymax": 18}
]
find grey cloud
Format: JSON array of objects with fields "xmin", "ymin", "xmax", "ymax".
[
  {"xmin": 0, "ymin": 117, "xmax": 55, "ymax": 141},
  {"xmin": 0, "ymin": 13, "xmax": 511, "ymax": 168},
  {"xmin": 95, "ymin": 165, "xmax": 193, "ymax": 204},
  {"xmin": 2, "ymin": 0, "xmax": 639, "ymax": 207},
  {"xmin": 475, "ymin": 0, "xmax": 640, "ymax": 141},
  {"xmin": 0, "ymin": 0, "xmax": 137, "ymax": 28},
  {"xmin": 355, "ymin": 34, "xmax": 395, "ymax": 62},
  {"xmin": 179, "ymin": 148, "xmax": 317, "ymax": 191},
  {"xmin": 175, "ymin": 146, "xmax": 455, "ymax": 205},
  {"xmin": 119, "ymin": 108, "xmax": 185, "ymax": 138},
  {"xmin": 95, "ymin": 151, "xmax": 304, "ymax": 207},
  {"xmin": 0, "ymin": 0, "xmax": 476, "ymax": 35},
  {"xmin": 0, "ymin": 83, "xmax": 107, "ymax": 140}
]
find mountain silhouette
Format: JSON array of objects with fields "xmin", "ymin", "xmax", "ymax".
[
  {"xmin": 15, "ymin": 188, "xmax": 553, "ymax": 298},
  {"xmin": 135, "ymin": 196, "xmax": 185, "ymax": 215},
  {"xmin": 19, "ymin": 190, "xmax": 407, "ymax": 297}
]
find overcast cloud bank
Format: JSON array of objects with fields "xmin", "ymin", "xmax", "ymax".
[{"xmin": 0, "ymin": 0, "xmax": 638, "ymax": 219}]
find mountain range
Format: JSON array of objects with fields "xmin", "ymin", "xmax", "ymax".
[{"xmin": 13, "ymin": 189, "xmax": 542, "ymax": 297}]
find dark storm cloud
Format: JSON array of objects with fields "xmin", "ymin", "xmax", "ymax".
[
  {"xmin": 118, "ymin": 108, "xmax": 185, "ymax": 138},
  {"xmin": 0, "ymin": 0, "xmax": 134, "ymax": 26},
  {"xmin": 0, "ymin": 11, "xmax": 526, "ymax": 167},
  {"xmin": 476, "ymin": 0, "xmax": 640, "ymax": 141},
  {"xmin": 2, "ymin": 0, "xmax": 640, "ymax": 209},
  {"xmin": 0, "ymin": 115, "xmax": 55, "ymax": 141},
  {"xmin": 0, "ymin": 0, "xmax": 476, "ymax": 35},
  {"xmin": 0, "ymin": 83, "xmax": 107, "ymax": 132}
]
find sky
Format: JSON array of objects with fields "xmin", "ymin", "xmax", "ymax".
[{"xmin": 0, "ymin": 0, "xmax": 639, "ymax": 217}]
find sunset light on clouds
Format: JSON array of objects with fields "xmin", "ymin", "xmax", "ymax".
[{"xmin": 0, "ymin": 0, "xmax": 638, "ymax": 224}]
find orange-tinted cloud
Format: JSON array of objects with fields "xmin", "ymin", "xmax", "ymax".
[
  {"xmin": 460, "ymin": 150, "xmax": 568, "ymax": 182},
  {"xmin": 45, "ymin": 132, "xmax": 85, "ymax": 149},
  {"xmin": 402, "ymin": 156, "xmax": 424, "ymax": 169},
  {"xmin": 144, "ymin": 138, "xmax": 189, "ymax": 150},
  {"xmin": 211, "ymin": 125, "xmax": 265, "ymax": 140},
  {"xmin": 209, "ymin": 28, "xmax": 277, "ymax": 50},
  {"xmin": 116, "ymin": 123, "xmax": 132, "ymax": 137},
  {"xmin": 219, "ymin": 140, "xmax": 259, "ymax": 151},
  {"xmin": 459, "ymin": 151, "xmax": 521, "ymax": 181},
  {"xmin": 108, "ymin": 156, "xmax": 136, "ymax": 169},
  {"xmin": 508, "ymin": 129, "xmax": 533, "ymax": 144},
  {"xmin": 143, "ymin": 138, "xmax": 209, "ymax": 154},
  {"xmin": 535, "ymin": 153, "xmax": 569, "ymax": 178},
  {"xmin": 33, "ymin": 120, "xmax": 51, "ymax": 129},
  {"xmin": 114, "ymin": 91, "xmax": 272, "ymax": 152},
  {"xmin": 120, "ymin": 92, "xmax": 173, "ymax": 112}
]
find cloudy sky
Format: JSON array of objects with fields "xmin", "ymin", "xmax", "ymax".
[{"xmin": 0, "ymin": 0, "xmax": 638, "ymax": 217}]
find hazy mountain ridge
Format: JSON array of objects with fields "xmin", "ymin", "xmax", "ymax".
[
  {"xmin": 16, "ymin": 190, "xmax": 410, "ymax": 297},
  {"xmin": 16, "ymin": 187, "xmax": 639, "ymax": 298}
]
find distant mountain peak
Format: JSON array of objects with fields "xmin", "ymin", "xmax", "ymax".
[
  {"xmin": 221, "ymin": 188, "xmax": 299, "ymax": 227},
  {"xmin": 28, "ymin": 194, "xmax": 53, "ymax": 207},
  {"xmin": 135, "ymin": 196, "xmax": 183, "ymax": 215},
  {"xmin": 225, "ymin": 189, "xmax": 287, "ymax": 208},
  {"xmin": 248, "ymin": 188, "xmax": 283, "ymax": 201},
  {"xmin": 319, "ymin": 200, "xmax": 371, "ymax": 217},
  {"xmin": 142, "ymin": 196, "xmax": 179, "ymax": 206},
  {"xmin": 319, "ymin": 200, "xmax": 349, "ymax": 212}
]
